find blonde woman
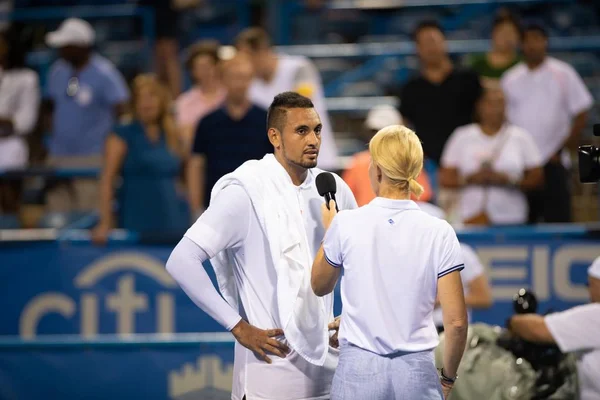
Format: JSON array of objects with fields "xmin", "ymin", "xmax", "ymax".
[
  {"xmin": 311, "ymin": 125, "xmax": 468, "ymax": 400},
  {"xmin": 92, "ymin": 74, "xmax": 189, "ymax": 244}
]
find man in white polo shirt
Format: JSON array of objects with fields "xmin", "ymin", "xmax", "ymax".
[
  {"xmin": 234, "ymin": 27, "xmax": 339, "ymax": 171},
  {"xmin": 501, "ymin": 23, "xmax": 593, "ymax": 223},
  {"xmin": 166, "ymin": 92, "xmax": 357, "ymax": 400},
  {"xmin": 508, "ymin": 257, "xmax": 600, "ymax": 400}
]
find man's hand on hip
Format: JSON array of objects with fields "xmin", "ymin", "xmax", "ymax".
[{"xmin": 231, "ymin": 320, "xmax": 290, "ymax": 363}]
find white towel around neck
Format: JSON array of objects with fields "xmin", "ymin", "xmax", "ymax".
[{"xmin": 208, "ymin": 154, "xmax": 329, "ymax": 366}]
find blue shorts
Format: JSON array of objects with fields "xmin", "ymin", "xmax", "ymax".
[{"xmin": 331, "ymin": 343, "xmax": 443, "ymax": 400}]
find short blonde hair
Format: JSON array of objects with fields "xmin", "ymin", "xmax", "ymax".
[{"xmin": 369, "ymin": 125, "xmax": 424, "ymax": 198}]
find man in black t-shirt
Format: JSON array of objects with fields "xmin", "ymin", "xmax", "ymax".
[
  {"xmin": 187, "ymin": 54, "xmax": 272, "ymax": 216},
  {"xmin": 398, "ymin": 20, "xmax": 482, "ymax": 165}
]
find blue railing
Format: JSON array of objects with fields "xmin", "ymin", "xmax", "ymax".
[
  {"xmin": 278, "ymin": 36, "xmax": 600, "ymax": 59},
  {"xmin": 1, "ymin": 222, "xmax": 598, "ymax": 244}
]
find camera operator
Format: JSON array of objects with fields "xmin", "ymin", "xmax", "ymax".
[{"xmin": 508, "ymin": 258, "xmax": 600, "ymax": 400}]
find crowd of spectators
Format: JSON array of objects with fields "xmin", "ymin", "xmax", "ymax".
[
  {"xmin": 400, "ymin": 12, "xmax": 593, "ymax": 227},
  {"xmin": 0, "ymin": 6, "xmax": 595, "ymax": 235}
]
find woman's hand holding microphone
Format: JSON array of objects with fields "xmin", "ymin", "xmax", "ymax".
[{"xmin": 321, "ymin": 199, "xmax": 337, "ymax": 231}]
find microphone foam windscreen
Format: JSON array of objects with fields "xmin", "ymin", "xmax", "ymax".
[{"xmin": 316, "ymin": 172, "xmax": 337, "ymax": 196}]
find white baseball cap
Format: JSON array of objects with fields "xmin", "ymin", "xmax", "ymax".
[
  {"xmin": 589, "ymin": 256, "xmax": 600, "ymax": 279},
  {"xmin": 365, "ymin": 104, "xmax": 403, "ymax": 131},
  {"xmin": 46, "ymin": 18, "xmax": 95, "ymax": 48}
]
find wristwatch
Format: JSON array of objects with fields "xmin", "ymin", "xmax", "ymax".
[{"xmin": 440, "ymin": 368, "xmax": 457, "ymax": 384}]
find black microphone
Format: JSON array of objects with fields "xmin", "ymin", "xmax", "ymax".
[{"xmin": 316, "ymin": 172, "xmax": 339, "ymax": 212}]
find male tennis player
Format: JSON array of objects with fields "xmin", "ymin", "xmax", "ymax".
[{"xmin": 166, "ymin": 91, "xmax": 357, "ymax": 400}]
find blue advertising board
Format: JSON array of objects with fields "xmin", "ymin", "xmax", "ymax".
[
  {"xmin": 0, "ymin": 226, "xmax": 599, "ymax": 399},
  {"xmin": 1, "ymin": 227, "xmax": 599, "ymax": 338},
  {"xmin": 0, "ymin": 240, "xmax": 225, "ymax": 337}
]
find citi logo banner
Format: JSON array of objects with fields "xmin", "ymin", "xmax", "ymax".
[{"xmin": 19, "ymin": 252, "xmax": 177, "ymax": 338}]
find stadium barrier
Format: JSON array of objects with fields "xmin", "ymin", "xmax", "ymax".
[{"xmin": 1, "ymin": 224, "xmax": 599, "ymax": 398}]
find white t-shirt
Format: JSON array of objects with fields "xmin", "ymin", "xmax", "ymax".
[
  {"xmin": 322, "ymin": 198, "xmax": 464, "ymax": 355},
  {"xmin": 441, "ymin": 123, "xmax": 542, "ymax": 225},
  {"xmin": 0, "ymin": 68, "xmax": 40, "ymax": 169},
  {"xmin": 501, "ymin": 57, "xmax": 594, "ymax": 165},
  {"xmin": 248, "ymin": 54, "xmax": 339, "ymax": 170},
  {"xmin": 185, "ymin": 168, "xmax": 357, "ymax": 400},
  {"xmin": 545, "ymin": 304, "xmax": 600, "ymax": 400}
]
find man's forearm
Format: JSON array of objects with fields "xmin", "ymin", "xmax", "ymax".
[
  {"xmin": 509, "ymin": 314, "xmax": 555, "ymax": 344},
  {"xmin": 97, "ymin": 174, "xmax": 115, "ymax": 227},
  {"xmin": 565, "ymin": 111, "xmax": 588, "ymax": 150},
  {"xmin": 166, "ymin": 237, "xmax": 242, "ymax": 330}
]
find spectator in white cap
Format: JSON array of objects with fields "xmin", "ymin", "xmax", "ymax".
[
  {"xmin": 42, "ymin": 18, "xmax": 129, "ymax": 215},
  {"xmin": 509, "ymin": 256, "xmax": 600, "ymax": 400},
  {"xmin": 342, "ymin": 105, "xmax": 433, "ymax": 206}
]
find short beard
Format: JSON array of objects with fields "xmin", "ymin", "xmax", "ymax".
[
  {"xmin": 282, "ymin": 142, "xmax": 318, "ymax": 169},
  {"xmin": 299, "ymin": 159, "xmax": 318, "ymax": 169},
  {"xmin": 286, "ymin": 154, "xmax": 317, "ymax": 170}
]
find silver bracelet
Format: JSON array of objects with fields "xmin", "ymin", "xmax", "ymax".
[{"xmin": 440, "ymin": 368, "xmax": 457, "ymax": 384}]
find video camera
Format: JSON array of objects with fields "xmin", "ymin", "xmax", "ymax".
[
  {"xmin": 578, "ymin": 124, "xmax": 600, "ymax": 183},
  {"xmin": 497, "ymin": 289, "xmax": 575, "ymax": 399}
]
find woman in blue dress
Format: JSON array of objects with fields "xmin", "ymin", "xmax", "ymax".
[{"xmin": 93, "ymin": 74, "xmax": 189, "ymax": 243}]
